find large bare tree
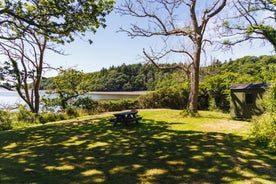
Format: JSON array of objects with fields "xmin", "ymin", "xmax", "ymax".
[{"xmin": 117, "ymin": 0, "xmax": 227, "ymax": 113}]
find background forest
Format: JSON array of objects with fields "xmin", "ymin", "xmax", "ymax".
[{"xmin": 40, "ymin": 55, "xmax": 276, "ymax": 112}]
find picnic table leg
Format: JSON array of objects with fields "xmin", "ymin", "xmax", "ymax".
[{"xmin": 124, "ymin": 120, "xmax": 128, "ymax": 126}]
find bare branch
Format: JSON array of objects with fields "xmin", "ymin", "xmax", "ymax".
[
  {"xmin": 143, "ymin": 48, "xmax": 192, "ymax": 73},
  {"xmin": 118, "ymin": 0, "xmax": 227, "ymax": 113}
]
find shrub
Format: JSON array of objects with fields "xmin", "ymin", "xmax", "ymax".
[
  {"xmin": 138, "ymin": 87, "xmax": 189, "ymax": 109},
  {"xmin": 65, "ymin": 106, "xmax": 79, "ymax": 118},
  {"xmin": 41, "ymin": 97, "xmax": 62, "ymax": 112},
  {"xmin": 262, "ymin": 83, "xmax": 276, "ymax": 113},
  {"xmin": 98, "ymin": 99, "xmax": 138, "ymax": 112},
  {"xmin": 73, "ymin": 97, "xmax": 99, "ymax": 111},
  {"xmin": 198, "ymin": 88, "xmax": 210, "ymax": 110},
  {"xmin": 250, "ymin": 84, "xmax": 276, "ymax": 152},
  {"xmin": 16, "ymin": 106, "xmax": 39, "ymax": 124},
  {"xmin": 251, "ymin": 113, "xmax": 276, "ymax": 152},
  {"xmin": 39, "ymin": 112, "xmax": 64, "ymax": 124},
  {"xmin": 0, "ymin": 110, "xmax": 12, "ymax": 131}
]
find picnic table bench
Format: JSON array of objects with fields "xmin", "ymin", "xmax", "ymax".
[{"xmin": 110, "ymin": 111, "xmax": 142, "ymax": 126}]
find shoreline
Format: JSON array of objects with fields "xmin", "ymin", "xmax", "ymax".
[{"xmin": 89, "ymin": 91, "xmax": 150, "ymax": 95}]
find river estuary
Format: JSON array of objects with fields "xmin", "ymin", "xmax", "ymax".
[{"xmin": 0, "ymin": 89, "xmax": 147, "ymax": 108}]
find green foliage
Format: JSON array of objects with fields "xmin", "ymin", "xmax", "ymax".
[
  {"xmin": 73, "ymin": 97, "xmax": 99, "ymax": 111},
  {"xmin": 202, "ymin": 72, "xmax": 237, "ymax": 111},
  {"xmin": 41, "ymin": 97, "xmax": 61, "ymax": 112},
  {"xmin": 138, "ymin": 86, "xmax": 189, "ymax": 109},
  {"xmin": 39, "ymin": 55, "xmax": 276, "ymax": 112},
  {"xmin": 65, "ymin": 107, "xmax": 79, "ymax": 118},
  {"xmin": 222, "ymin": 21, "xmax": 230, "ymax": 28},
  {"xmin": 16, "ymin": 105, "xmax": 39, "ymax": 124},
  {"xmin": 198, "ymin": 87, "xmax": 209, "ymax": 110},
  {"xmin": 200, "ymin": 55, "xmax": 276, "ymax": 111},
  {"xmin": 0, "ymin": 0, "xmax": 114, "ymax": 43},
  {"xmin": 256, "ymin": 24, "xmax": 276, "ymax": 51},
  {"xmin": 250, "ymin": 84, "xmax": 276, "ymax": 152},
  {"xmin": 97, "ymin": 99, "xmax": 138, "ymax": 112},
  {"xmin": 38, "ymin": 112, "xmax": 69, "ymax": 124},
  {"xmin": 71, "ymin": 63, "xmax": 180, "ymax": 92},
  {"xmin": 49, "ymin": 69, "xmax": 90, "ymax": 110},
  {"xmin": 223, "ymin": 0, "xmax": 275, "ymax": 51},
  {"xmin": 251, "ymin": 114, "xmax": 276, "ymax": 152},
  {"xmin": 0, "ymin": 0, "xmax": 114, "ymax": 114},
  {"xmin": 262, "ymin": 83, "xmax": 276, "ymax": 113},
  {"xmin": 0, "ymin": 110, "xmax": 12, "ymax": 131},
  {"xmin": 38, "ymin": 55, "xmax": 276, "ymax": 111},
  {"xmin": 260, "ymin": 63, "xmax": 276, "ymax": 82},
  {"xmin": 41, "ymin": 55, "xmax": 275, "ymax": 93},
  {"xmin": 39, "ymin": 112, "xmax": 59, "ymax": 124}
]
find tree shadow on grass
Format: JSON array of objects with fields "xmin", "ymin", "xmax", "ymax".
[{"xmin": 0, "ymin": 117, "xmax": 275, "ymax": 183}]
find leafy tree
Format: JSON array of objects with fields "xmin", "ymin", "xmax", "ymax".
[
  {"xmin": 45, "ymin": 69, "xmax": 89, "ymax": 110},
  {"xmin": 260, "ymin": 63, "xmax": 276, "ymax": 82},
  {"xmin": 117, "ymin": 0, "xmax": 227, "ymax": 113},
  {"xmin": 0, "ymin": 0, "xmax": 114, "ymax": 43},
  {"xmin": 0, "ymin": 0, "xmax": 114, "ymax": 113},
  {"xmin": 203, "ymin": 72, "xmax": 238, "ymax": 111}
]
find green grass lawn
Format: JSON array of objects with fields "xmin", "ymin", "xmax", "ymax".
[{"xmin": 0, "ymin": 109, "xmax": 275, "ymax": 184}]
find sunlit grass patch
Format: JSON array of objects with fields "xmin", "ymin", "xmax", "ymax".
[
  {"xmin": 45, "ymin": 164, "xmax": 75, "ymax": 171},
  {"xmin": 166, "ymin": 160, "xmax": 186, "ymax": 165},
  {"xmin": 139, "ymin": 109, "xmax": 251, "ymax": 136},
  {"xmin": 81, "ymin": 169, "xmax": 104, "ymax": 176}
]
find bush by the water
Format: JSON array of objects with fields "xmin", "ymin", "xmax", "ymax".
[
  {"xmin": 73, "ymin": 97, "xmax": 99, "ymax": 111},
  {"xmin": 97, "ymin": 99, "xmax": 139, "ymax": 112},
  {"xmin": 16, "ymin": 106, "xmax": 39, "ymax": 124},
  {"xmin": 0, "ymin": 110, "xmax": 12, "ymax": 131},
  {"xmin": 138, "ymin": 87, "xmax": 189, "ymax": 109}
]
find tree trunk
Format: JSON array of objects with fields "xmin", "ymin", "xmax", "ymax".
[
  {"xmin": 188, "ymin": 42, "xmax": 201, "ymax": 114},
  {"xmin": 33, "ymin": 59, "xmax": 43, "ymax": 113}
]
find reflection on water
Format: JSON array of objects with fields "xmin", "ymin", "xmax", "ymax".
[
  {"xmin": 0, "ymin": 91, "xmax": 24, "ymax": 108},
  {"xmin": 0, "ymin": 90, "xmax": 143, "ymax": 108}
]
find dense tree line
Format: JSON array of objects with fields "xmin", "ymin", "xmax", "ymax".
[
  {"xmin": 41, "ymin": 63, "xmax": 187, "ymax": 91},
  {"xmin": 41, "ymin": 55, "xmax": 276, "ymax": 93},
  {"xmin": 201, "ymin": 55, "xmax": 276, "ymax": 83}
]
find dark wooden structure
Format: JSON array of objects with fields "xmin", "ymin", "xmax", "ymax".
[
  {"xmin": 110, "ymin": 111, "xmax": 142, "ymax": 126},
  {"xmin": 230, "ymin": 83, "xmax": 269, "ymax": 119}
]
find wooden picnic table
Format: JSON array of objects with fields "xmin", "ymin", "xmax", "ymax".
[{"xmin": 110, "ymin": 111, "xmax": 142, "ymax": 126}]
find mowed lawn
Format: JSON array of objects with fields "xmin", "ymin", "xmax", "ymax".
[{"xmin": 0, "ymin": 109, "xmax": 275, "ymax": 184}]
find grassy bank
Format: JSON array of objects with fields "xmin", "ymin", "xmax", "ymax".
[{"xmin": 0, "ymin": 109, "xmax": 275, "ymax": 183}]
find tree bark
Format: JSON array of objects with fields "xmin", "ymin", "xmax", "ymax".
[{"xmin": 188, "ymin": 41, "xmax": 201, "ymax": 113}]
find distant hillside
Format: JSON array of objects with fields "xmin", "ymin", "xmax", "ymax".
[
  {"xmin": 40, "ymin": 55, "xmax": 276, "ymax": 91},
  {"xmin": 200, "ymin": 55, "xmax": 276, "ymax": 83}
]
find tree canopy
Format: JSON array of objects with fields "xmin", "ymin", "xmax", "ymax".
[
  {"xmin": 0, "ymin": 0, "xmax": 114, "ymax": 113},
  {"xmin": 0, "ymin": 0, "xmax": 114, "ymax": 43},
  {"xmin": 44, "ymin": 69, "xmax": 89, "ymax": 110}
]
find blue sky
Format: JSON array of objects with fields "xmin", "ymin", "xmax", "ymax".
[{"xmin": 44, "ymin": 1, "xmax": 275, "ymax": 77}]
